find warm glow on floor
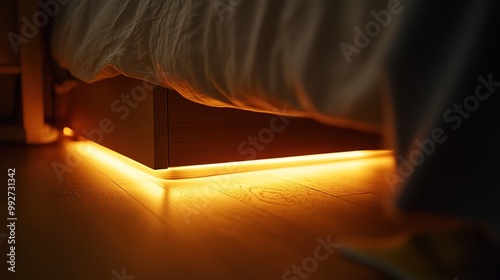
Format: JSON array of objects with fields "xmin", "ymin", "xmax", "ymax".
[
  {"xmin": 68, "ymin": 140, "xmax": 166, "ymax": 211},
  {"xmin": 73, "ymin": 141, "xmax": 153, "ymax": 180},
  {"xmin": 63, "ymin": 138, "xmax": 396, "ymax": 218},
  {"xmin": 163, "ymin": 152, "xmax": 396, "ymax": 215}
]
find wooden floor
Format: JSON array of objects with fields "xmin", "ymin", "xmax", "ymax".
[{"xmin": 0, "ymin": 140, "xmax": 456, "ymax": 280}]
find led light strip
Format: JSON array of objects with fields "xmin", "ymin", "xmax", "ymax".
[{"xmin": 63, "ymin": 127, "xmax": 393, "ymax": 180}]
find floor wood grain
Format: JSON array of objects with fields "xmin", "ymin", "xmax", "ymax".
[{"xmin": 0, "ymin": 140, "xmax": 457, "ymax": 280}]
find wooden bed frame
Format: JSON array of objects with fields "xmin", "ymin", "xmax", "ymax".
[{"xmin": 62, "ymin": 75, "xmax": 383, "ymax": 170}]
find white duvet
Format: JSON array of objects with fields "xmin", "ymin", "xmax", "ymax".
[{"xmin": 52, "ymin": 0, "xmax": 399, "ymax": 132}]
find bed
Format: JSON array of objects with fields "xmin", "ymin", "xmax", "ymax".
[
  {"xmin": 28, "ymin": 0, "xmax": 500, "ymax": 276},
  {"xmin": 50, "ymin": 0, "xmax": 394, "ymax": 171}
]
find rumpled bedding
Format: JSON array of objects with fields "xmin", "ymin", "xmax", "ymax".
[{"xmin": 51, "ymin": 0, "xmax": 397, "ymax": 132}]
